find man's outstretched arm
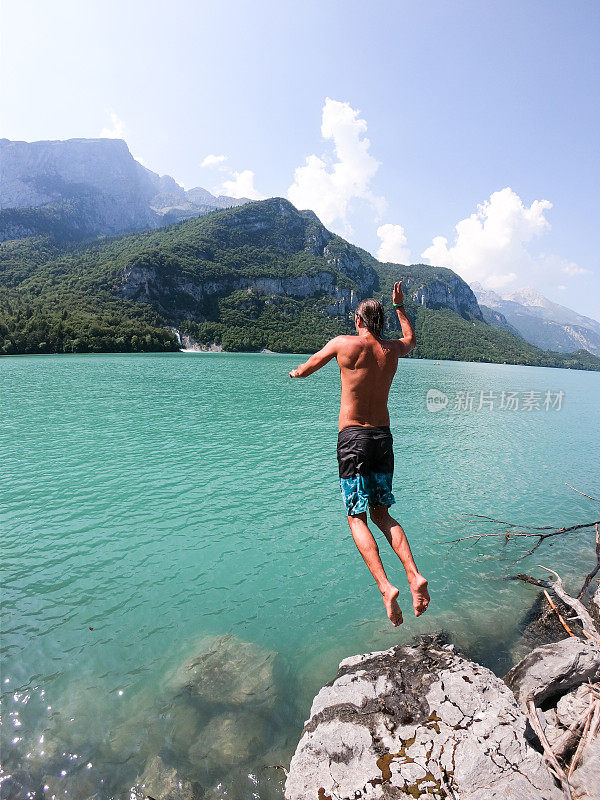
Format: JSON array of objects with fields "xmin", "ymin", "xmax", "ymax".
[
  {"xmin": 289, "ymin": 337, "xmax": 340, "ymax": 378},
  {"xmin": 393, "ymin": 280, "xmax": 416, "ymax": 357}
]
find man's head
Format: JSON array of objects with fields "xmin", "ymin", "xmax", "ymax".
[{"xmin": 355, "ymin": 299, "xmax": 385, "ymax": 338}]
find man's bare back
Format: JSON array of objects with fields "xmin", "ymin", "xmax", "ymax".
[
  {"xmin": 289, "ymin": 283, "xmax": 415, "ymax": 430},
  {"xmin": 335, "ymin": 334, "xmax": 401, "ymax": 429},
  {"xmin": 289, "ymin": 282, "xmax": 430, "ymax": 627}
]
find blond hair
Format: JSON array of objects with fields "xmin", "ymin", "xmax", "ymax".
[{"xmin": 355, "ymin": 299, "xmax": 384, "ymax": 337}]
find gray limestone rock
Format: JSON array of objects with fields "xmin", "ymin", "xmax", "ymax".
[
  {"xmin": 285, "ymin": 635, "xmax": 561, "ymax": 800},
  {"xmin": 118, "ymin": 265, "xmax": 362, "ymax": 321},
  {"xmin": 570, "ymin": 737, "xmax": 600, "ymax": 800},
  {"xmin": 504, "ymin": 637, "xmax": 600, "ymax": 709},
  {"xmin": 556, "ymin": 683, "xmax": 595, "ymax": 729},
  {"xmin": 410, "ymin": 275, "xmax": 483, "ymax": 320}
]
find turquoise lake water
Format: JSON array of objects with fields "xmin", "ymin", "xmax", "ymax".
[{"xmin": 2, "ymin": 353, "xmax": 599, "ymax": 799}]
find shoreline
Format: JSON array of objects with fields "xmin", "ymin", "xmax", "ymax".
[{"xmin": 3, "ymin": 349, "xmax": 600, "ymax": 375}]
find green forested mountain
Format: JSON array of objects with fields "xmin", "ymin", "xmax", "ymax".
[{"xmin": 1, "ymin": 197, "xmax": 599, "ymax": 370}]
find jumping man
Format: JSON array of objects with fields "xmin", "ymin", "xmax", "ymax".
[{"xmin": 289, "ymin": 281, "xmax": 429, "ymax": 627}]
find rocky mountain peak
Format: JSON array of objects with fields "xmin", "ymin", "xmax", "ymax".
[
  {"xmin": 0, "ymin": 137, "xmax": 249, "ymax": 239},
  {"xmin": 505, "ymin": 286, "xmax": 549, "ymax": 308}
]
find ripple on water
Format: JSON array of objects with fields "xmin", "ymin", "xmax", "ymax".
[{"xmin": 1, "ymin": 353, "xmax": 599, "ymax": 796}]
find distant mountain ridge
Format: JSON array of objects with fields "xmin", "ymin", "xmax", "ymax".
[
  {"xmin": 504, "ymin": 286, "xmax": 600, "ymax": 331},
  {"xmin": 0, "ymin": 136, "xmax": 598, "ymax": 368},
  {"xmin": 471, "ymin": 282, "xmax": 600, "ymax": 356},
  {"xmin": 1, "ymin": 195, "xmax": 599, "ymax": 370},
  {"xmin": 0, "ymin": 137, "xmax": 248, "ymax": 241}
]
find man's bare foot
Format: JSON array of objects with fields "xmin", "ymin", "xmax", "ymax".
[
  {"xmin": 381, "ymin": 585, "xmax": 403, "ymax": 627},
  {"xmin": 409, "ymin": 574, "xmax": 430, "ymax": 616}
]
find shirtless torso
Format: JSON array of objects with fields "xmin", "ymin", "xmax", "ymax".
[
  {"xmin": 289, "ymin": 282, "xmax": 430, "ymax": 628},
  {"xmin": 335, "ymin": 334, "xmax": 402, "ymax": 430},
  {"xmin": 289, "ymin": 282, "xmax": 415, "ymax": 430}
]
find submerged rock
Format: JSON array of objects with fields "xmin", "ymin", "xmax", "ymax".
[
  {"xmin": 123, "ymin": 634, "xmax": 290, "ymax": 789},
  {"xmin": 0, "ymin": 770, "xmax": 40, "ymax": 800},
  {"xmin": 285, "ymin": 633, "xmax": 561, "ymax": 799},
  {"xmin": 187, "ymin": 709, "xmax": 269, "ymax": 775},
  {"xmin": 165, "ymin": 634, "xmax": 279, "ymax": 710},
  {"xmin": 42, "ymin": 771, "xmax": 99, "ymax": 800},
  {"xmin": 199, "ymin": 749, "xmax": 289, "ymax": 800},
  {"xmin": 162, "ymin": 695, "xmax": 213, "ymax": 758},
  {"xmin": 130, "ymin": 754, "xmax": 196, "ymax": 800}
]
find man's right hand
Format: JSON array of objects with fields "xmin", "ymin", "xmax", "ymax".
[
  {"xmin": 392, "ymin": 280, "xmax": 416, "ymax": 355},
  {"xmin": 393, "ymin": 280, "xmax": 405, "ymax": 306}
]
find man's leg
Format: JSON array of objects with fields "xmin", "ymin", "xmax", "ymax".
[
  {"xmin": 369, "ymin": 506, "xmax": 430, "ymax": 616},
  {"xmin": 347, "ymin": 512, "xmax": 403, "ymax": 626}
]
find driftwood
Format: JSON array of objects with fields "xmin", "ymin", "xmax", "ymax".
[
  {"xmin": 566, "ymin": 684, "xmax": 600, "ymax": 778},
  {"xmin": 447, "ymin": 486, "xmax": 600, "ymax": 796},
  {"xmin": 538, "ymin": 567, "xmax": 600, "ymax": 643},
  {"xmin": 511, "ymin": 567, "xmax": 600, "ymax": 644},
  {"xmin": 543, "ymin": 589, "xmax": 576, "ymax": 638},
  {"xmin": 577, "ymin": 522, "xmax": 600, "ymax": 599},
  {"xmin": 552, "ymin": 710, "xmax": 588, "ymax": 759},
  {"xmin": 512, "ymin": 554, "xmax": 600, "ymax": 795},
  {"xmin": 565, "ymin": 483, "xmax": 599, "ymax": 503},
  {"xmin": 526, "ymin": 698, "xmax": 573, "ymax": 800},
  {"xmin": 524, "ymin": 683, "xmax": 600, "ymax": 800}
]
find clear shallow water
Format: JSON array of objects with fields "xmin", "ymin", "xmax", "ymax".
[{"xmin": 1, "ymin": 353, "xmax": 599, "ymax": 798}]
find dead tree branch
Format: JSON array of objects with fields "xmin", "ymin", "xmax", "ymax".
[
  {"xmin": 567, "ymin": 693, "xmax": 599, "ymax": 778},
  {"xmin": 511, "ymin": 568, "xmax": 600, "ymax": 644},
  {"xmin": 543, "ymin": 589, "xmax": 576, "ymax": 638},
  {"xmin": 537, "ymin": 567, "xmax": 600, "ymax": 643},
  {"xmin": 526, "ymin": 698, "xmax": 573, "ymax": 800},
  {"xmin": 577, "ymin": 523, "xmax": 600, "ymax": 600},
  {"xmin": 565, "ymin": 484, "xmax": 600, "ymax": 503},
  {"xmin": 444, "ymin": 520, "xmax": 600, "ymax": 559}
]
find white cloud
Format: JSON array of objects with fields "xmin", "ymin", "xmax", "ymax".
[
  {"xmin": 377, "ymin": 224, "xmax": 411, "ymax": 263},
  {"xmin": 100, "ymin": 110, "xmax": 126, "ymax": 139},
  {"xmin": 287, "ymin": 98, "xmax": 385, "ymax": 236},
  {"xmin": 421, "ymin": 187, "xmax": 553, "ymax": 289},
  {"xmin": 561, "ymin": 261, "xmax": 590, "ymax": 276},
  {"xmin": 530, "ymin": 253, "xmax": 591, "ymax": 283},
  {"xmin": 557, "ymin": 284, "xmax": 567, "ymax": 291},
  {"xmin": 201, "ymin": 154, "xmax": 227, "ymax": 168},
  {"xmin": 220, "ymin": 169, "xmax": 264, "ymax": 200}
]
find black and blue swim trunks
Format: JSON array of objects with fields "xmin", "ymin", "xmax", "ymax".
[{"xmin": 337, "ymin": 425, "xmax": 395, "ymax": 516}]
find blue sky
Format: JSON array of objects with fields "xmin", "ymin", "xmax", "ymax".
[{"xmin": 2, "ymin": 0, "xmax": 599, "ymax": 319}]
